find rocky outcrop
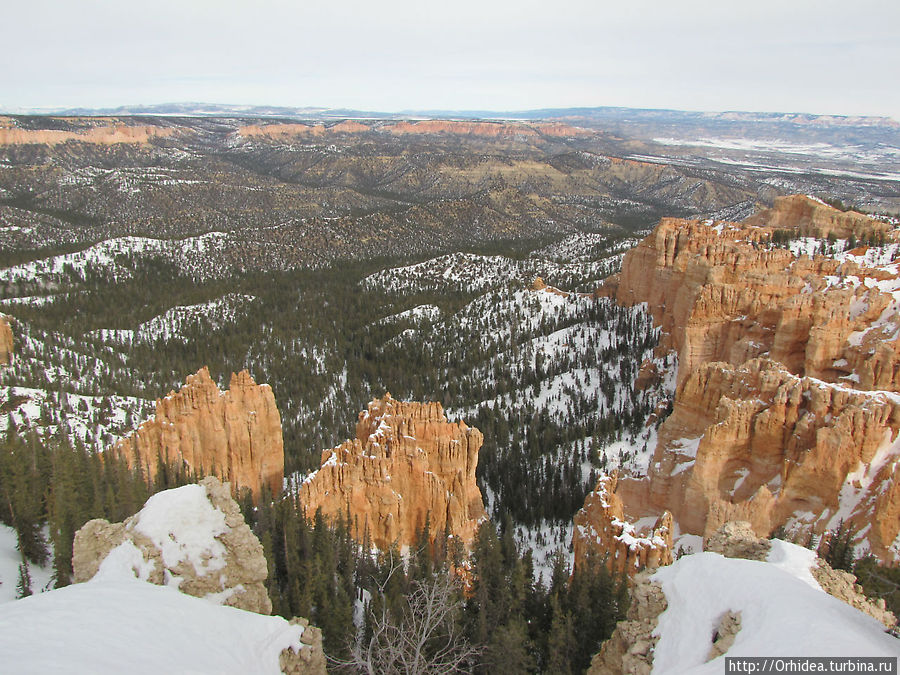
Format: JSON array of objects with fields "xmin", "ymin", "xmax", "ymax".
[
  {"xmin": 0, "ymin": 124, "xmax": 173, "ymax": 145},
  {"xmin": 74, "ymin": 476, "xmax": 272, "ymax": 613},
  {"xmin": 280, "ymin": 617, "xmax": 327, "ymax": 674},
  {"xmin": 572, "ymin": 471, "xmax": 673, "ymax": 576},
  {"xmin": 583, "ymin": 196, "xmax": 900, "ymax": 568},
  {"xmin": 703, "ymin": 520, "xmax": 771, "ymax": 561},
  {"xmin": 0, "ymin": 315, "xmax": 12, "ymax": 365},
  {"xmin": 586, "ymin": 570, "xmax": 667, "ymax": 675},
  {"xmin": 109, "ymin": 367, "xmax": 284, "ymax": 500},
  {"xmin": 73, "ymin": 477, "xmax": 327, "ymax": 673},
  {"xmin": 811, "ymin": 559, "xmax": 897, "ymax": 630},
  {"xmin": 298, "ymin": 393, "xmax": 486, "ymax": 550},
  {"xmin": 745, "ymin": 194, "xmax": 895, "ymax": 241},
  {"xmin": 588, "ymin": 522, "xmax": 897, "ymax": 673}
]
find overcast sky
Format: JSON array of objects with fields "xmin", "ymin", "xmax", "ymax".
[{"xmin": 3, "ymin": 0, "xmax": 899, "ymax": 119}]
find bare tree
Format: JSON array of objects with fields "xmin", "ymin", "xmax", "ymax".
[{"xmin": 336, "ymin": 564, "xmax": 480, "ymax": 675}]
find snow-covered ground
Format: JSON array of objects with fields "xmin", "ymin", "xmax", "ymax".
[
  {"xmin": 0, "ymin": 386, "xmax": 150, "ymax": 451},
  {"xmin": 652, "ymin": 542, "xmax": 900, "ymax": 670},
  {"xmin": 0, "ymin": 231, "xmax": 232, "ymax": 285},
  {"xmin": 0, "ymin": 524, "xmax": 54, "ymax": 604},
  {"xmin": 514, "ymin": 520, "xmax": 574, "ymax": 586},
  {"xmin": 90, "ymin": 293, "xmax": 256, "ymax": 345},
  {"xmin": 0, "ymin": 575, "xmax": 306, "ymax": 674},
  {"xmin": 362, "ymin": 251, "xmax": 616, "ymax": 295}
]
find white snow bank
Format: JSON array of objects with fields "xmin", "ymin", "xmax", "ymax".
[
  {"xmin": 131, "ymin": 483, "xmax": 228, "ymax": 579},
  {"xmin": 652, "ymin": 550, "xmax": 899, "ymax": 673},
  {"xmin": 765, "ymin": 538, "xmax": 821, "ymax": 591},
  {"xmin": 0, "ymin": 576, "xmax": 304, "ymax": 674}
]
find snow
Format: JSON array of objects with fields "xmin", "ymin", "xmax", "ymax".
[
  {"xmin": 130, "ymin": 484, "xmax": 228, "ymax": 582},
  {"xmin": 652, "ymin": 549, "xmax": 900, "ymax": 672},
  {"xmin": 0, "ymin": 386, "xmax": 152, "ymax": 452},
  {"xmin": 0, "ymin": 524, "xmax": 54, "ymax": 604},
  {"xmin": 0, "ymin": 576, "xmax": 305, "ymax": 674},
  {"xmin": 374, "ymin": 304, "xmax": 441, "ymax": 327},
  {"xmin": 90, "ymin": 293, "xmax": 255, "ymax": 345},
  {"xmin": 94, "ymin": 541, "xmax": 156, "ymax": 583},
  {"xmin": 765, "ymin": 539, "xmax": 821, "ymax": 591}
]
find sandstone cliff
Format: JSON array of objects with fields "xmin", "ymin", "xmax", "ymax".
[
  {"xmin": 109, "ymin": 367, "xmax": 284, "ymax": 499},
  {"xmin": 298, "ymin": 393, "xmax": 486, "ymax": 550},
  {"xmin": 237, "ymin": 119, "xmax": 590, "ymax": 140},
  {"xmin": 579, "ymin": 195, "xmax": 900, "ymax": 568},
  {"xmin": 0, "ymin": 315, "xmax": 12, "ymax": 365},
  {"xmin": 0, "ymin": 123, "xmax": 173, "ymax": 145}
]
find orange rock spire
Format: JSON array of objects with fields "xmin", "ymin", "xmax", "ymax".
[
  {"xmin": 298, "ymin": 393, "xmax": 486, "ymax": 551},
  {"xmin": 110, "ymin": 367, "xmax": 284, "ymax": 499}
]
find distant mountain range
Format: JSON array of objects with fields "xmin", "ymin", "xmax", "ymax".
[{"xmin": 2, "ymin": 102, "xmax": 897, "ymax": 129}]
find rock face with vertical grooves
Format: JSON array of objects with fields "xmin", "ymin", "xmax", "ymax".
[
  {"xmin": 298, "ymin": 393, "xmax": 486, "ymax": 550},
  {"xmin": 110, "ymin": 367, "xmax": 284, "ymax": 499},
  {"xmin": 576, "ymin": 195, "xmax": 900, "ymax": 571}
]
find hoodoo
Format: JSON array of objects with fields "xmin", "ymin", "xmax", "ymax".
[
  {"xmin": 298, "ymin": 393, "xmax": 486, "ymax": 551},
  {"xmin": 577, "ymin": 196, "xmax": 900, "ymax": 570},
  {"xmin": 110, "ymin": 367, "xmax": 284, "ymax": 499}
]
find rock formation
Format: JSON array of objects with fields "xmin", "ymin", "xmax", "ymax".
[
  {"xmin": 73, "ymin": 476, "xmax": 326, "ymax": 673},
  {"xmin": 382, "ymin": 119, "xmax": 591, "ymax": 138},
  {"xmin": 745, "ymin": 194, "xmax": 895, "ymax": 241},
  {"xmin": 586, "ymin": 570, "xmax": 667, "ymax": 675},
  {"xmin": 572, "ymin": 471, "xmax": 673, "ymax": 576},
  {"xmin": 298, "ymin": 393, "xmax": 486, "ymax": 550},
  {"xmin": 0, "ymin": 123, "xmax": 174, "ymax": 145},
  {"xmin": 74, "ymin": 476, "xmax": 272, "ymax": 613},
  {"xmin": 109, "ymin": 367, "xmax": 284, "ymax": 500},
  {"xmin": 237, "ymin": 119, "xmax": 591, "ymax": 140},
  {"xmin": 0, "ymin": 314, "xmax": 12, "ymax": 365},
  {"xmin": 578, "ymin": 195, "xmax": 900, "ymax": 570},
  {"xmin": 588, "ymin": 522, "xmax": 897, "ymax": 673}
]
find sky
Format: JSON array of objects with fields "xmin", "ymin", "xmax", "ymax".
[{"xmin": 3, "ymin": 0, "xmax": 899, "ymax": 119}]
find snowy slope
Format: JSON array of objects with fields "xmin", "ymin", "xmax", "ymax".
[
  {"xmin": 652, "ymin": 543, "xmax": 900, "ymax": 672},
  {"xmin": 0, "ymin": 524, "xmax": 54, "ymax": 604},
  {"xmin": 0, "ymin": 576, "xmax": 305, "ymax": 674}
]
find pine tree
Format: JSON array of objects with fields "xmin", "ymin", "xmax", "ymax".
[{"xmin": 16, "ymin": 560, "xmax": 32, "ymax": 599}]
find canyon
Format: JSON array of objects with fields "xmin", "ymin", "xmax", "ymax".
[
  {"xmin": 298, "ymin": 393, "xmax": 486, "ymax": 551},
  {"xmin": 577, "ymin": 195, "xmax": 900, "ymax": 568},
  {"xmin": 109, "ymin": 367, "xmax": 284, "ymax": 500}
]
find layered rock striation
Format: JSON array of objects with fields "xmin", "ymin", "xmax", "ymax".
[
  {"xmin": 298, "ymin": 393, "xmax": 486, "ymax": 550},
  {"xmin": 110, "ymin": 367, "xmax": 284, "ymax": 499},
  {"xmin": 580, "ymin": 195, "xmax": 900, "ymax": 567}
]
